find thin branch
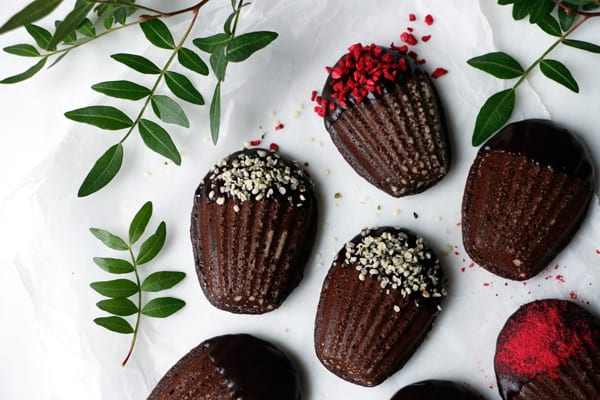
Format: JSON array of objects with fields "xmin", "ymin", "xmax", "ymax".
[{"xmin": 551, "ymin": 0, "xmax": 600, "ymax": 17}]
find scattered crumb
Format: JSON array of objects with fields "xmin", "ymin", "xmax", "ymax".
[
  {"xmin": 413, "ymin": 211, "xmax": 419, "ymax": 219},
  {"xmin": 440, "ymin": 244, "xmax": 453, "ymax": 256},
  {"xmin": 306, "ymin": 136, "xmax": 314, "ymax": 143},
  {"xmin": 322, "ymin": 169, "xmax": 330, "ymax": 176},
  {"xmin": 293, "ymin": 111, "xmax": 300, "ymax": 119},
  {"xmin": 393, "ymin": 208, "xmax": 401, "ymax": 216},
  {"xmin": 144, "ymin": 171, "xmax": 152, "ymax": 177},
  {"xmin": 334, "ymin": 192, "xmax": 342, "ymax": 199}
]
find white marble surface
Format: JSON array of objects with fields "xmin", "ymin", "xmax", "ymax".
[{"xmin": 1, "ymin": 1, "xmax": 599, "ymax": 399}]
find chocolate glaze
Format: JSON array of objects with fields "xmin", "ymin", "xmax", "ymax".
[
  {"xmin": 390, "ymin": 380, "xmax": 481, "ymax": 400},
  {"xmin": 320, "ymin": 47, "xmax": 451, "ymax": 197},
  {"xmin": 190, "ymin": 148, "xmax": 318, "ymax": 313},
  {"xmin": 462, "ymin": 119, "xmax": 595, "ymax": 280},
  {"xmin": 495, "ymin": 299, "xmax": 600, "ymax": 400},
  {"xmin": 314, "ymin": 227, "xmax": 446, "ymax": 386},
  {"xmin": 147, "ymin": 334, "xmax": 302, "ymax": 400}
]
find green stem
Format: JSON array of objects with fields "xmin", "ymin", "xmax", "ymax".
[
  {"xmin": 122, "ymin": 247, "xmax": 141, "ymax": 367},
  {"xmin": 118, "ymin": 7, "xmax": 201, "ymax": 144},
  {"xmin": 513, "ymin": 15, "xmax": 589, "ymax": 89},
  {"xmin": 230, "ymin": 0, "xmax": 244, "ymax": 37}
]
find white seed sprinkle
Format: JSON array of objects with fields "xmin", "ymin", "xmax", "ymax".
[{"xmin": 393, "ymin": 305, "xmax": 400, "ymax": 313}]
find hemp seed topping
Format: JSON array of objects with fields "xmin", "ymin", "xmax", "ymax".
[
  {"xmin": 206, "ymin": 148, "xmax": 310, "ymax": 206},
  {"xmin": 342, "ymin": 227, "xmax": 446, "ymax": 300}
]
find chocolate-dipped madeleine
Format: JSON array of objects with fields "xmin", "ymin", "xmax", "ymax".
[
  {"xmin": 494, "ymin": 299, "xmax": 600, "ymax": 400},
  {"xmin": 148, "ymin": 334, "xmax": 302, "ymax": 400},
  {"xmin": 390, "ymin": 379, "xmax": 481, "ymax": 400},
  {"xmin": 315, "ymin": 43, "xmax": 451, "ymax": 197},
  {"xmin": 191, "ymin": 148, "xmax": 318, "ymax": 314},
  {"xmin": 315, "ymin": 227, "xmax": 446, "ymax": 386},
  {"xmin": 462, "ymin": 119, "xmax": 595, "ymax": 280}
]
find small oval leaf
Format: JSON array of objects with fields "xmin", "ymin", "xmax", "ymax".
[
  {"xmin": 0, "ymin": 56, "xmax": 47, "ymax": 84},
  {"xmin": 89, "ymin": 227, "xmax": 129, "ymax": 250},
  {"xmin": 138, "ymin": 119, "xmax": 182, "ymax": 165},
  {"xmin": 467, "ymin": 52, "xmax": 524, "ymax": 79},
  {"xmin": 77, "ymin": 18, "xmax": 96, "ymax": 37},
  {"xmin": 0, "ymin": 0, "xmax": 63, "ymax": 34},
  {"xmin": 192, "ymin": 33, "xmax": 231, "ymax": 53},
  {"xmin": 140, "ymin": 18, "xmax": 175, "ymax": 49},
  {"xmin": 150, "ymin": 95, "xmax": 190, "ymax": 128},
  {"xmin": 141, "ymin": 297, "xmax": 185, "ymax": 318},
  {"xmin": 537, "ymin": 14, "xmax": 562, "ymax": 37},
  {"xmin": 48, "ymin": 2, "xmax": 94, "ymax": 50},
  {"xmin": 210, "ymin": 49, "xmax": 227, "ymax": 81},
  {"xmin": 178, "ymin": 47, "xmax": 209, "ymax": 75},
  {"xmin": 65, "ymin": 106, "xmax": 133, "ymax": 130},
  {"xmin": 164, "ymin": 71, "xmax": 204, "ymax": 105},
  {"xmin": 79, "ymin": 144, "xmax": 124, "ymax": 197},
  {"xmin": 90, "ymin": 279, "xmax": 138, "ymax": 298},
  {"xmin": 210, "ymin": 82, "xmax": 221, "ymax": 144},
  {"xmin": 3, "ymin": 44, "xmax": 40, "ymax": 57},
  {"xmin": 92, "ymin": 80, "xmax": 151, "ymax": 100},
  {"xmin": 563, "ymin": 39, "xmax": 600, "ymax": 53},
  {"xmin": 141, "ymin": 271, "xmax": 186, "ymax": 292},
  {"xmin": 136, "ymin": 221, "xmax": 166, "ymax": 265},
  {"xmin": 540, "ymin": 59, "xmax": 579, "ymax": 93},
  {"xmin": 96, "ymin": 298, "xmax": 138, "ymax": 316},
  {"xmin": 93, "ymin": 257, "xmax": 134, "ymax": 274},
  {"xmin": 25, "ymin": 24, "xmax": 52, "ymax": 50},
  {"xmin": 472, "ymin": 89, "xmax": 515, "ymax": 146},
  {"xmin": 226, "ymin": 31, "xmax": 278, "ymax": 62},
  {"xmin": 558, "ymin": 3, "xmax": 577, "ymax": 31},
  {"xmin": 94, "ymin": 316, "xmax": 134, "ymax": 334},
  {"xmin": 129, "ymin": 201, "xmax": 153, "ymax": 244},
  {"xmin": 111, "ymin": 53, "xmax": 161, "ymax": 74}
]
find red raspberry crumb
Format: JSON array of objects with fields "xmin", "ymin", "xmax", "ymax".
[
  {"xmin": 400, "ymin": 32, "xmax": 418, "ymax": 46},
  {"xmin": 408, "ymin": 13, "xmax": 416, "ymax": 21},
  {"xmin": 422, "ymin": 34, "xmax": 431, "ymax": 42},
  {"xmin": 407, "ymin": 27, "xmax": 414, "ymax": 32},
  {"xmin": 310, "ymin": 90, "xmax": 317, "ymax": 101},
  {"xmin": 250, "ymin": 140, "xmax": 261, "ymax": 146},
  {"xmin": 431, "ymin": 67, "xmax": 448, "ymax": 79},
  {"xmin": 269, "ymin": 143, "xmax": 279, "ymax": 151},
  {"xmin": 425, "ymin": 14, "xmax": 434, "ymax": 25},
  {"xmin": 275, "ymin": 123, "xmax": 284, "ymax": 131}
]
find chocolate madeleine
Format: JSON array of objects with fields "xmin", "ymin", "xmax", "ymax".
[
  {"xmin": 148, "ymin": 334, "xmax": 302, "ymax": 400},
  {"xmin": 314, "ymin": 227, "xmax": 446, "ymax": 386},
  {"xmin": 462, "ymin": 119, "xmax": 595, "ymax": 280},
  {"xmin": 191, "ymin": 148, "xmax": 318, "ymax": 314},
  {"xmin": 494, "ymin": 299, "xmax": 600, "ymax": 400},
  {"xmin": 316, "ymin": 43, "xmax": 450, "ymax": 197},
  {"xmin": 390, "ymin": 379, "xmax": 481, "ymax": 400}
]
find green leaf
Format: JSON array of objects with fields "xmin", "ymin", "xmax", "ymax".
[
  {"xmin": 111, "ymin": 53, "xmax": 161, "ymax": 74},
  {"xmin": 141, "ymin": 271, "xmax": 186, "ymax": 292},
  {"xmin": 540, "ymin": 59, "xmax": 579, "ymax": 92},
  {"xmin": 563, "ymin": 39, "xmax": 600, "ymax": 53},
  {"xmin": 77, "ymin": 18, "xmax": 96, "ymax": 37},
  {"xmin": 529, "ymin": 0, "xmax": 555, "ymax": 23},
  {"xmin": 210, "ymin": 49, "xmax": 227, "ymax": 81},
  {"xmin": 226, "ymin": 31, "xmax": 278, "ymax": 62},
  {"xmin": 511, "ymin": 0, "xmax": 529, "ymax": 20},
  {"xmin": 178, "ymin": 47, "xmax": 209, "ymax": 76},
  {"xmin": 210, "ymin": 82, "xmax": 221, "ymax": 144},
  {"xmin": 164, "ymin": 71, "xmax": 205, "ymax": 105},
  {"xmin": 3, "ymin": 44, "xmax": 40, "ymax": 57},
  {"xmin": 92, "ymin": 80, "xmax": 151, "ymax": 101},
  {"xmin": 537, "ymin": 14, "xmax": 562, "ymax": 36},
  {"xmin": 79, "ymin": 144, "xmax": 124, "ymax": 197},
  {"xmin": 25, "ymin": 24, "xmax": 52, "ymax": 50},
  {"xmin": 559, "ymin": 2, "xmax": 577, "ymax": 31},
  {"xmin": 467, "ymin": 52, "xmax": 524, "ymax": 79},
  {"xmin": 140, "ymin": 18, "xmax": 175, "ymax": 50},
  {"xmin": 54, "ymin": 20, "xmax": 77, "ymax": 43},
  {"xmin": 141, "ymin": 297, "xmax": 185, "ymax": 318},
  {"xmin": 137, "ymin": 221, "xmax": 166, "ymax": 265},
  {"xmin": 472, "ymin": 89, "xmax": 515, "ymax": 146},
  {"xmin": 138, "ymin": 119, "xmax": 182, "ymax": 165},
  {"xmin": 96, "ymin": 298, "xmax": 138, "ymax": 316},
  {"xmin": 0, "ymin": 57, "xmax": 47, "ymax": 84},
  {"xmin": 151, "ymin": 95, "xmax": 190, "ymax": 128},
  {"xmin": 0, "ymin": 0, "xmax": 63, "ymax": 34},
  {"xmin": 65, "ymin": 106, "xmax": 133, "ymax": 130},
  {"xmin": 48, "ymin": 2, "xmax": 94, "ymax": 50},
  {"xmin": 94, "ymin": 316, "xmax": 134, "ymax": 334},
  {"xmin": 129, "ymin": 201, "xmax": 153, "ymax": 244},
  {"xmin": 90, "ymin": 279, "xmax": 138, "ymax": 298},
  {"xmin": 193, "ymin": 33, "xmax": 231, "ymax": 54},
  {"xmin": 93, "ymin": 257, "xmax": 135, "ymax": 274},
  {"xmin": 90, "ymin": 227, "xmax": 129, "ymax": 250},
  {"xmin": 223, "ymin": 11, "xmax": 236, "ymax": 36}
]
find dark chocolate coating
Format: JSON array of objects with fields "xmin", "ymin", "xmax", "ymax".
[
  {"xmin": 322, "ymin": 47, "xmax": 451, "ymax": 197},
  {"xmin": 494, "ymin": 299, "xmax": 600, "ymax": 400},
  {"xmin": 314, "ymin": 227, "xmax": 446, "ymax": 386},
  {"xmin": 390, "ymin": 379, "xmax": 481, "ymax": 400},
  {"xmin": 462, "ymin": 119, "xmax": 595, "ymax": 280},
  {"xmin": 191, "ymin": 148, "xmax": 318, "ymax": 313},
  {"xmin": 148, "ymin": 334, "xmax": 302, "ymax": 400}
]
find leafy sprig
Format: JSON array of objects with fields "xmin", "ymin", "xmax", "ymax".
[
  {"xmin": 89, "ymin": 201, "xmax": 186, "ymax": 366},
  {"xmin": 0, "ymin": 0, "xmax": 278, "ymax": 196},
  {"xmin": 468, "ymin": 0, "xmax": 600, "ymax": 146}
]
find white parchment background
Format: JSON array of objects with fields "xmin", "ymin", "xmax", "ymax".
[{"xmin": 1, "ymin": 1, "xmax": 599, "ymax": 399}]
